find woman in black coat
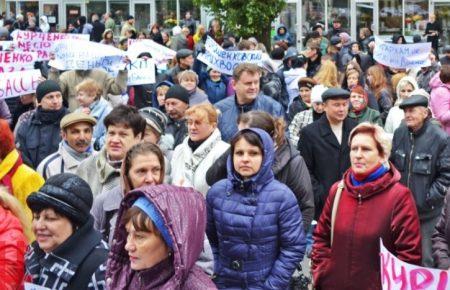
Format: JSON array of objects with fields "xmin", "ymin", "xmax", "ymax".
[{"xmin": 206, "ymin": 111, "xmax": 314, "ymax": 231}]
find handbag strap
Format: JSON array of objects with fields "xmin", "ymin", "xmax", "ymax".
[{"xmin": 330, "ymin": 180, "xmax": 344, "ymax": 247}]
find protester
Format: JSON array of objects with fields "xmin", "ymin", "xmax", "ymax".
[
  {"xmin": 177, "ymin": 70, "xmax": 209, "ymax": 105},
  {"xmin": 424, "ymin": 14, "xmax": 441, "ymax": 52},
  {"xmin": 103, "ymin": 12, "xmax": 115, "ymax": 31},
  {"xmin": 366, "ymin": 65, "xmax": 393, "ymax": 124},
  {"xmin": 441, "ymin": 46, "xmax": 450, "ymax": 65},
  {"xmin": 348, "ymin": 85, "xmax": 382, "ymax": 125},
  {"xmin": 215, "ymin": 63, "xmax": 284, "ymax": 142},
  {"xmin": 312, "ymin": 122, "xmax": 422, "ymax": 288},
  {"xmin": 138, "ymin": 107, "xmax": 173, "ymax": 155},
  {"xmin": 25, "ymin": 173, "xmax": 109, "ymax": 289},
  {"xmin": 341, "ymin": 64, "xmax": 363, "ymax": 91},
  {"xmin": 77, "ymin": 105, "xmax": 146, "ymax": 197},
  {"xmin": 208, "ymin": 19, "xmax": 223, "ymax": 45},
  {"xmin": 0, "ymin": 186, "xmax": 29, "ymax": 289},
  {"xmin": 170, "ymin": 26, "xmax": 188, "ymax": 51},
  {"xmin": 287, "ymin": 77, "xmax": 316, "ymax": 122},
  {"xmin": 299, "ymin": 88, "xmax": 357, "ymax": 219},
  {"xmin": 37, "ymin": 112, "xmax": 96, "ymax": 179},
  {"xmin": 0, "ymin": 97, "xmax": 11, "ymax": 125},
  {"xmin": 193, "ymin": 24, "xmax": 206, "ymax": 44},
  {"xmin": 305, "ymin": 42, "xmax": 322, "ymax": 77},
  {"xmin": 74, "ymin": 78, "xmax": 112, "ymax": 149},
  {"xmin": 101, "ymin": 29, "xmax": 117, "ymax": 47},
  {"xmin": 430, "ymin": 65, "xmax": 450, "ymax": 135},
  {"xmin": 327, "ymin": 18, "xmax": 345, "ymax": 39},
  {"xmin": 314, "ymin": 59, "xmax": 339, "ymax": 88},
  {"xmin": 199, "ymin": 67, "xmax": 229, "ymax": 104},
  {"xmin": 283, "ymin": 55, "xmax": 308, "ymax": 107},
  {"xmin": 273, "ymin": 24, "xmax": 293, "ymax": 47},
  {"xmin": 359, "ymin": 27, "xmax": 372, "ymax": 52},
  {"xmin": 105, "ymin": 184, "xmax": 215, "ymax": 289},
  {"xmin": 77, "ymin": 16, "xmax": 92, "ymax": 34},
  {"xmin": 432, "ymin": 188, "xmax": 450, "ymax": 268},
  {"xmin": 416, "ymin": 51, "xmax": 441, "ymax": 93},
  {"xmin": 206, "ymin": 128, "xmax": 306, "ymax": 288},
  {"xmin": 165, "ymin": 49, "xmax": 194, "ymax": 84},
  {"xmin": 152, "ymin": 81, "xmax": 172, "ymax": 111},
  {"xmin": 39, "ymin": 15, "xmax": 50, "ymax": 33},
  {"xmin": 164, "ymin": 85, "xmax": 190, "ymax": 148},
  {"xmin": 289, "ymin": 84, "xmax": 327, "ymax": 145},
  {"xmin": 171, "ymin": 103, "xmax": 228, "ymax": 195},
  {"xmin": 384, "ymin": 76, "xmax": 419, "ymax": 134},
  {"xmin": 91, "ymin": 13, "xmax": 105, "ymax": 42},
  {"xmin": 391, "ymin": 94, "xmax": 450, "ymax": 267},
  {"xmin": 16, "ymin": 80, "xmax": 69, "ymax": 169},
  {"xmin": 121, "ymin": 15, "xmax": 136, "ymax": 37}
]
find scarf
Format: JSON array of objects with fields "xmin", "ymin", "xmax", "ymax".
[
  {"xmin": 350, "ymin": 163, "xmax": 388, "ymax": 186},
  {"xmin": 107, "ymin": 154, "xmax": 123, "ymax": 169},
  {"xmin": 36, "ymin": 107, "xmax": 66, "ymax": 124},
  {"xmin": 188, "ymin": 138, "xmax": 206, "ymax": 152},
  {"xmin": 62, "ymin": 141, "xmax": 92, "ymax": 162},
  {"xmin": 0, "ymin": 151, "xmax": 22, "ymax": 195}
]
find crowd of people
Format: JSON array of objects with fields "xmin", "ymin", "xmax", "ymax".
[{"xmin": 2, "ymin": 10, "xmax": 450, "ymax": 290}]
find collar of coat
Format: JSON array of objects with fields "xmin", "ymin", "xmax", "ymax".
[
  {"xmin": 96, "ymin": 148, "xmax": 121, "ymax": 184},
  {"xmin": 26, "ymin": 217, "xmax": 103, "ymax": 283},
  {"xmin": 317, "ymin": 115, "xmax": 356, "ymax": 149}
]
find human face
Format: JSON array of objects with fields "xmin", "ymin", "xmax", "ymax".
[
  {"xmin": 143, "ymin": 126, "xmax": 161, "ymax": 144},
  {"xmin": 232, "ymin": 71, "xmax": 260, "ymax": 105},
  {"xmin": 20, "ymin": 93, "xmax": 35, "ymax": 105},
  {"xmin": 125, "ymin": 221, "xmax": 169, "ymax": 271},
  {"xmin": 165, "ymin": 98, "xmax": 189, "ymax": 120},
  {"xmin": 347, "ymin": 73, "xmax": 359, "ymax": 88},
  {"xmin": 157, "ymin": 92, "xmax": 166, "ymax": 106},
  {"xmin": 324, "ymin": 98, "xmax": 349, "ymax": 124},
  {"xmin": 40, "ymin": 91, "xmax": 63, "ymax": 110},
  {"xmin": 187, "ymin": 115, "xmax": 215, "ymax": 142},
  {"xmin": 138, "ymin": 33, "xmax": 146, "ymax": 40},
  {"xmin": 128, "ymin": 153, "xmax": 162, "ymax": 189},
  {"xmin": 350, "ymin": 133, "xmax": 384, "ymax": 175},
  {"xmin": 180, "ymin": 78, "xmax": 197, "ymax": 92},
  {"xmin": 312, "ymin": 102, "xmax": 324, "ymax": 114},
  {"xmin": 76, "ymin": 90, "xmax": 96, "ymax": 107},
  {"xmin": 62, "ymin": 122, "xmax": 93, "ymax": 153},
  {"xmin": 233, "ymin": 138, "xmax": 263, "ymax": 179},
  {"xmin": 32, "ymin": 208, "xmax": 74, "ymax": 253},
  {"xmin": 399, "ymin": 83, "xmax": 414, "ymax": 100},
  {"xmin": 333, "ymin": 21, "xmax": 341, "ymax": 29},
  {"xmin": 179, "ymin": 55, "xmax": 194, "ymax": 69},
  {"xmin": 209, "ymin": 69, "xmax": 221, "ymax": 81},
  {"xmin": 350, "ymin": 92, "xmax": 366, "ymax": 111},
  {"xmin": 299, "ymin": 87, "xmax": 312, "ymax": 104},
  {"xmin": 316, "ymin": 27, "xmax": 323, "ymax": 36},
  {"xmin": 351, "ymin": 43, "xmax": 360, "ymax": 54},
  {"xmin": 106, "ymin": 124, "xmax": 142, "ymax": 161},
  {"xmin": 404, "ymin": 106, "xmax": 428, "ymax": 132}
]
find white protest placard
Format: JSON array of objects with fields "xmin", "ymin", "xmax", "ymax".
[
  {"xmin": 0, "ymin": 51, "xmax": 38, "ymax": 73},
  {"xmin": 380, "ymin": 239, "xmax": 448, "ymax": 289},
  {"xmin": 0, "ymin": 69, "xmax": 41, "ymax": 99},
  {"xmin": 49, "ymin": 39, "xmax": 125, "ymax": 74},
  {"xmin": 373, "ymin": 37, "xmax": 431, "ymax": 69},
  {"xmin": 24, "ymin": 282, "xmax": 51, "ymax": 290},
  {"xmin": 127, "ymin": 58, "xmax": 156, "ymax": 85},
  {"xmin": 127, "ymin": 39, "xmax": 176, "ymax": 61},
  {"xmin": 13, "ymin": 31, "xmax": 89, "ymax": 61},
  {"xmin": 197, "ymin": 36, "xmax": 262, "ymax": 75}
]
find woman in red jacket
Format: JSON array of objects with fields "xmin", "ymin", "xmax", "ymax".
[{"xmin": 312, "ymin": 122, "xmax": 422, "ymax": 289}]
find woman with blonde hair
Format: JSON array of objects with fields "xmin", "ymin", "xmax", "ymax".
[
  {"xmin": 366, "ymin": 65, "xmax": 393, "ymax": 124},
  {"xmin": 0, "ymin": 186, "xmax": 29, "ymax": 288},
  {"xmin": 178, "ymin": 70, "xmax": 210, "ymax": 105},
  {"xmin": 193, "ymin": 24, "xmax": 206, "ymax": 44},
  {"xmin": 314, "ymin": 59, "xmax": 339, "ymax": 88},
  {"xmin": 100, "ymin": 29, "xmax": 117, "ymax": 47}
]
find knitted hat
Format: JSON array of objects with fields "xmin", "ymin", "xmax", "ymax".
[
  {"xmin": 165, "ymin": 85, "xmax": 190, "ymax": 104},
  {"xmin": 139, "ymin": 107, "xmax": 168, "ymax": 135},
  {"xmin": 132, "ymin": 197, "xmax": 173, "ymax": 249},
  {"xmin": 27, "ymin": 173, "xmax": 93, "ymax": 226},
  {"xmin": 36, "ymin": 80, "xmax": 61, "ymax": 103}
]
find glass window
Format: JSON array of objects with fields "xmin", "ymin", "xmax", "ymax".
[
  {"xmin": 87, "ymin": 1, "xmax": 107, "ymax": 20},
  {"xmin": 7, "ymin": 2, "xmax": 17, "ymax": 18},
  {"xmin": 110, "ymin": 0, "xmax": 129, "ymax": 35},
  {"xmin": 356, "ymin": 2, "xmax": 374, "ymax": 37},
  {"xmin": 327, "ymin": 0, "xmax": 350, "ymax": 30},
  {"xmin": 18, "ymin": 1, "xmax": 39, "ymax": 18},
  {"xmin": 66, "ymin": 4, "xmax": 81, "ymax": 27},
  {"xmin": 179, "ymin": 0, "xmax": 200, "ymax": 22},
  {"xmin": 279, "ymin": 3, "xmax": 297, "ymax": 46},
  {"xmin": 379, "ymin": 0, "xmax": 402, "ymax": 35},
  {"xmin": 134, "ymin": 3, "xmax": 150, "ymax": 32},
  {"xmin": 404, "ymin": 0, "xmax": 428, "ymax": 36},
  {"xmin": 155, "ymin": 0, "xmax": 176, "ymax": 29},
  {"xmin": 435, "ymin": 3, "xmax": 450, "ymax": 50},
  {"xmin": 43, "ymin": 4, "xmax": 58, "ymax": 32},
  {"xmin": 303, "ymin": 0, "xmax": 325, "ymax": 30}
]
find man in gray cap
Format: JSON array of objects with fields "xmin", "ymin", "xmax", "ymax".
[
  {"xmin": 37, "ymin": 112, "xmax": 96, "ymax": 179},
  {"xmin": 16, "ymin": 80, "xmax": 69, "ymax": 169},
  {"xmin": 391, "ymin": 94, "xmax": 450, "ymax": 267},
  {"xmin": 165, "ymin": 49, "xmax": 194, "ymax": 84},
  {"xmin": 299, "ymin": 87, "xmax": 357, "ymax": 220}
]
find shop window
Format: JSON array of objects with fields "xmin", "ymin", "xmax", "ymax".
[
  {"xmin": 155, "ymin": 0, "xmax": 176, "ymax": 29},
  {"xmin": 18, "ymin": 1, "xmax": 39, "ymax": 19},
  {"xmin": 110, "ymin": 0, "xmax": 129, "ymax": 35},
  {"xmin": 43, "ymin": 4, "xmax": 58, "ymax": 32},
  {"xmin": 379, "ymin": 0, "xmax": 402, "ymax": 35},
  {"xmin": 278, "ymin": 3, "xmax": 297, "ymax": 46},
  {"xmin": 435, "ymin": 3, "xmax": 450, "ymax": 49},
  {"xmin": 404, "ymin": 0, "xmax": 428, "ymax": 36},
  {"xmin": 134, "ymin": 3, "xmax": 151, "ymax": 33},
  {"xmin": 327, "ymin": 0, "xmax": 350, "ymax": 30},
  {"xmin": 87, "ymin": 1, "xmax": 107, "ymax": 20}
]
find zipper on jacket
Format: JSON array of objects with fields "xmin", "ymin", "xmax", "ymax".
[
  {"xmin": 358, "ymin": 194, "xmax": 362, "ymax": 205},
  {"xmin": 407, "ymin": 132, "xmax": 415, "ymax": 188}
]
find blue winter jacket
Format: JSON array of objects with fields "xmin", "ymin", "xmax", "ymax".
[
  {"xmin": 199, "ymin": 72, "xmax": 229, "ymax": 104},
  {"xmin": 215, "ymin": 94, "xmax": 285, "ymax": 142},
  {"xmin": 206, "ymin": 128, "xmax": 306, "ymax": 289}
]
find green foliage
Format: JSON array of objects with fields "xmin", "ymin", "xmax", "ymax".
[{"xmin": 194, "ymin": 0, "xmax": 286, "ymax": 39}]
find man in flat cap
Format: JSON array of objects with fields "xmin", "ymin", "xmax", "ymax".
[
  {"xmin": 391, "ymin": 93, "xmax": 450, "ymax": 267},
  {"xmin": 299, "ymin": 88, "xmax": 357, "ymax": 220},
  {"xmin": 37, "ymin": 112, "xmax": 96, "ymax": 179},
  {"xmin": 165, "ymin": 49, "xmax": 194, "ymax": 84}
]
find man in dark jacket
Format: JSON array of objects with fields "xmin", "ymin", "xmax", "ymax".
[
  {"xmin": 90, "ymin": 13, "xmax": 105, "ymax": 42},
  {"xmin": 164, "ymin": 49, "xmax": 194, "ymax": 85},
  {"xmin": 391, "ymin": 95, "xmax": 450, "ymax": 267},
  {"xmin": 164, "ymin": 85, "xmax": 189, "ymax": 148},
  {"xmin": 16, "ymin": 80, "xmax": 69, "ymax": 169},
  {"xmin": 299, "ymin": 88, "xmax": 357, "ymax": 220},
  {"xmin": 215, "ymin": 63, "xmax": 285, "ymax": 142}
]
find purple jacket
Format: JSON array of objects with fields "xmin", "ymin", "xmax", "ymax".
[
  {"xmin": 430, "ymin": 72, "xmax": 450, "ymax": 135},
  {"xmin": 106, "ymin": 184, "xmax": 216, "ymax": 290}
]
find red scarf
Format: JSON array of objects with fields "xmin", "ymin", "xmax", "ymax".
[{"xmin": 0, "ymin": 153, "xmax": 23, "ymax": 195}]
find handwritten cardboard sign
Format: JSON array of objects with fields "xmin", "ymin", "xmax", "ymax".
[
  {"xmin": 380, "ymin": 239, "xmax": 449, "ymax": 290},
  {"xmin": 373, "ymin": 37, "xmax": 431, "ymax": 69},
  {"xmin": 0, "ymin": 51, "xmax": 38, "ymax": 73},
  {"xmin": 0, "ymin": 69, "xmax": 41, "ymax": 99},
  {"xmin": 127, "ymin": 58, "xmax": 156, "ymax": 85}
]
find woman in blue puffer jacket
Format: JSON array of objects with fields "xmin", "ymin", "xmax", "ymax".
[{"xmin": 206, "ymin": 128, "xmax": 306, "ymax": 289}]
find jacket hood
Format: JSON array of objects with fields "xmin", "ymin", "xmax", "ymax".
[
  {"xmin": 106, "ymin": 184, "xmax": 206, "ymax": 289},
  {"xmin": 395, "ymin": 76, "xmax": 419, "ymax": 105},
  {"xmin": 343, "ymin": 162, "xmax": 401, "ymax": 200},
  {"xmin": 429, "ymin": 72, "xmax": 450, "ymax": 90},
  {"xmin": 226, "ymin": 128, "xmax": 275, "ymax": 188},
  {"xmin": 277, "ymin": 24, "xmax": 287, "ymax": 35},
  {"xmin": 152, "ymin": 80, "xmax": 174, "ymax": 99},
  {"xmin": 272, "ymin": 138, "xmax": 298, "ymax": 175}
]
